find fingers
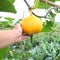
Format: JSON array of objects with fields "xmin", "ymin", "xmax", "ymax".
[
  {"xmin": 17, "ymin": 35, "xmax": 28, "ymax": 42},
  {"xmin": 21, "ymin": 35, "xmax": 29, "ymax": 40},
  {"xmin": 14, "ymin": 23, "xmax": 30, "ymax": 42},
  {"xmin": 14, "ymin": 24, "xmax": 22, "ymax": 34}
]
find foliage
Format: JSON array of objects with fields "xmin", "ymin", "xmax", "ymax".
[
  {"xmin": 0, "ymin": 47, "xmax": 9, "ymax": 60},
  {"xmin": 33, "ymin": 0, "xmax": 60, "ymax": 9},
  {"xmin": 1, "ymin": 32, "xmax": 60, "ymax": 60},
  {"xmin": 33, "ymin": 0, "xmax": 46, "ymax": 9},
  {"xmin": 0, "ymin": 0, "xmax": 16, "ymax": 13}
]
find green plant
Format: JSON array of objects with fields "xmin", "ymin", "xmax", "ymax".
[{"xmin": 0, "ymin": 0, "xmax": 60, "ymax": 60}]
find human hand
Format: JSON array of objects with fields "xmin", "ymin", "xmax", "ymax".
[
  {"xmin": 0, "ymin": 24, "xmax": 28, "ymax": 48},
  {"xmin": 14, "ymin": 24, "xmax": 28, "ymax": 42}
]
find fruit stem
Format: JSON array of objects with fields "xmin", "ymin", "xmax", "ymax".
[
  {"xmin": 30, "ymin": 10, "xmax": 32, "ymax": 16},
  {"xmin": 30, "ymin": 34, "xmax": 33, "ymax": 43}
]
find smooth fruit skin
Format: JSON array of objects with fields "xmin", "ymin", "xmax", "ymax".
[{"xmin": 21, "ymin": 15, "xmax": 43, "ymax": 34}]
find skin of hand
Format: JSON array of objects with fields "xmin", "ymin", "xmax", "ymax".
[
  {"xmin": 14, "ymin": 24, "xmax": 28, "ymax": 42},
  {"xmin": 0, "ymin": 24, "xmax": 28, "ymax": 49}
]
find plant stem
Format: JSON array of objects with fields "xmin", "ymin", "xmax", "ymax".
[{"xmin": 40, "ymin": 0, "xmax": 60, "ymax": 8}]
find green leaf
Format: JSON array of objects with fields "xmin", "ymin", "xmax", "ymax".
[
  {"xmin": 0, "ymin": 47, "xmax": 10, "ymax": 60},
  {"xmin": 4, "ymin": 17, "xmax": 14, "ymax": 21},
  {"xmin": 0, "ymin": 0, "xmax": 16, "ymax": 13},
  {"xmin": 42, "ymin": 21, "xmax": 54, "ymax": 32}
]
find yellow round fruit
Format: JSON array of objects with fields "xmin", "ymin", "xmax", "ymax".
[{"xmin": 21, "ymin": 15, "xmax": 43, "ymax": 34}]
